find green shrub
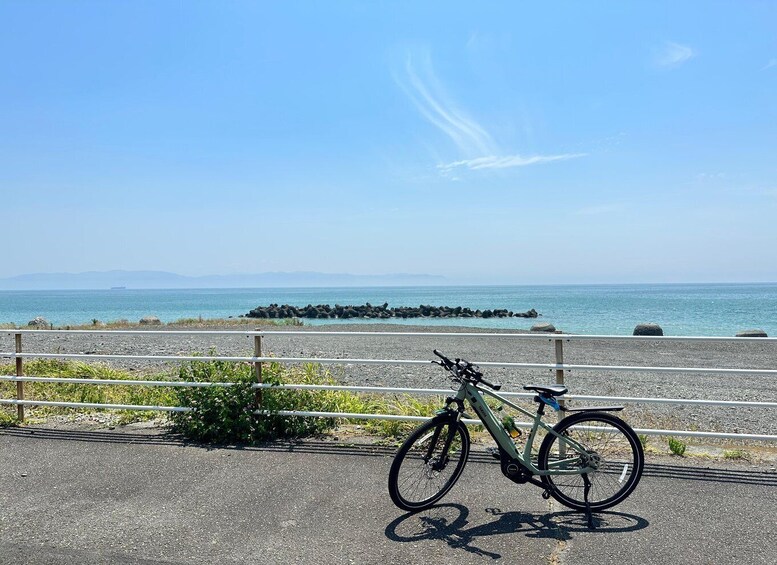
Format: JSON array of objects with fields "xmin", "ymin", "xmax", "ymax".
[
  {"xmin": 0, "ymin": 410, "xmax": 16, "ymax": 427},
  {"xmin": 668, "ymin": 436, "xmax": 687, "ymax": 456},
  {"xmin": 169, "ymin": 359, "xmax": 364, "ymax": 444}
]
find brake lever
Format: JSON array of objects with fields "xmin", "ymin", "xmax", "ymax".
[{"xmin": 432, "ymin": 359, "xmax": 455, "ymax": 373}]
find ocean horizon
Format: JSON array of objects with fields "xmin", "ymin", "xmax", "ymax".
[{"xmin": 1, "ymin": 282, "xmax": 775, "ymax": 337}]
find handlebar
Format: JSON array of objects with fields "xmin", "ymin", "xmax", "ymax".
[{"xmin": 432, "ymin": 349, "xmax": 501, "ymax": 391}]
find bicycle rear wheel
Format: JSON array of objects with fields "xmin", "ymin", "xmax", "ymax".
[
  {"xmin": 388, "ymin": 418, "xmax": 470, "ymax": 512},
  {"xmin": 537, "ymin": 412, "xmax": 644, "ymax": 511}
]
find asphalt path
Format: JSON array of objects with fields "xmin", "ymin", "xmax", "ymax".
[{"xmin": 1, "ymin": 425, "xmax": 776, "ymax": 564}]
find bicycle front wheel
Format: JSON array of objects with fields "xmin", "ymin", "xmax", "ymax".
[
  {"xmin": 388, "ymin": 418, "xmax": 470, "ymax": 512},
  {"xmin": 537, "ymin": 412, "xmax": 644, "ymax": 511}
]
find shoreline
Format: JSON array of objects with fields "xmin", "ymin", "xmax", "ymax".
[{"xmin": 2, "ymin": 315, "xmax": 773, "ymax": 340}]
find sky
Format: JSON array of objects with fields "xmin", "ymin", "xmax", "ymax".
[{"xmin": 1, "ymin": 1, "xmax": 776, "ymax": 285}]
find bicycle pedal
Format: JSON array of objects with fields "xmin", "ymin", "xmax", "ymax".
[{"xmin": 485, "ymin": 447, "xmax": 501, "ymax": 460}]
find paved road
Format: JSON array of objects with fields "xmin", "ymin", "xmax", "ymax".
[{"xmin": 1, "ymin": 425, "xmax": 776, "ymax": 564}]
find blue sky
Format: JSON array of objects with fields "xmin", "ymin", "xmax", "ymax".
[{"xmin": 1, "ymin": 1, "xmax": 776, "ymax": 284}]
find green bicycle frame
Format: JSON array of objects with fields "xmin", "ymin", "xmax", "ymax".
[{"xmin": 452, "ymin": 379, "xmax": 595, "ymax": 476}]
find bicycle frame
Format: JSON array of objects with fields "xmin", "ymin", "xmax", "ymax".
[{"xmin": 451, "ymin": 379, "xmax": 595, "ymax": 476}]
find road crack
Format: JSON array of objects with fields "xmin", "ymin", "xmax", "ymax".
[{"xmin": 547, "ymin": 500, "xmax": 572, "ymax": 565}]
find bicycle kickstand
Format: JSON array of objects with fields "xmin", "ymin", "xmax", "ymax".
[{"xmin": 582, "ymin": 473, "xmax": 595, "ymax": 530}]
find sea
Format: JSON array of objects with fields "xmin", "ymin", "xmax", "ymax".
[{"xmin": 1, "ymin": 283, "xmax": 775, "ymax": 337}]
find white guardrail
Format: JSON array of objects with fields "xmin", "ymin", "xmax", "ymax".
[{"xmin": 1, "ymin": 329, "xmax": 776, "ymax": 441}]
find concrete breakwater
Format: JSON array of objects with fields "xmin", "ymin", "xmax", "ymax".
[{"xmin": 244, "ymin": 303, "xmax": 539, "ymax": 320}]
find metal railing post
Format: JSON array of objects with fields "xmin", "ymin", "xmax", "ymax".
[
  {"xmin": 554, "ymin": 337, "xmax": 566, "ymax": 416},
  {"xmin": 254, "ymin": 333, "xmax": 263, "ymax": 407},
  {"xmin": 553, "ymin": 336, "xmax": 567, "ymax": 458},
  {"xmin": 15, "ymin": 332, "xmax": 24, "ymax": 421}
]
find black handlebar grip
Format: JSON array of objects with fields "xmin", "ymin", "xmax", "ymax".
[{"xmin": 433, "ymin": 350, "xmax": 452, "ymax": 366}]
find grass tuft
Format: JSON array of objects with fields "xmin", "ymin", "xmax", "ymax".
[
  {"xmin": 722, "ymin": 449, "xmax": 750, "ymax": 461},
  {"xmin": 0, "ymin": 359, "xmax": 178, "ymax": 424}
]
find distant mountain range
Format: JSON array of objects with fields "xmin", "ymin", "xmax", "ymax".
[{"xmin": 0, "ymin": 270, "xmax": 446, "ymax": 290}]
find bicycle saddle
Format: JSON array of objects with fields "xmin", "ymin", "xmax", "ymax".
[{"xmin": 523, "ymin": 384, "xmax": 568, "ymax": 397}]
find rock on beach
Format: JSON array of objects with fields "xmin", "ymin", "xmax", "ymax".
[
  {"xmin": 736, "ymin": 329, "xmax": 768, "ymax": 337},
  {"xmin": 27, "ymin": 317, "xmax": 51, "ymax": 329},
  {"xmin": 633, "ymin": 323, "xmax": 664, "ymax": 336},
  {"xmin": 530, "ymin": 323, "xmax": 557, "ymax": 332}
]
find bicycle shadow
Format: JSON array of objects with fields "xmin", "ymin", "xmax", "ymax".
[{"xmin": 385, "ymin": 504, "xmax": 649, "ymax": 560}]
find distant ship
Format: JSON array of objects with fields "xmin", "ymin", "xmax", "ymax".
[{"xmin": 110, "ymin": 286, "xmax": 127, "ymax": 290}]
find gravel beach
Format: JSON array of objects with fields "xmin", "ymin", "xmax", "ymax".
[{"xmin": 3, "ymin": 322, "xmax": 777, "ymax": 439}]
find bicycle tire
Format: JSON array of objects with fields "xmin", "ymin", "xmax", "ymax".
[
  {"xmin": 537, "ymin": 411, "xmax": 644, "ymax": 511},
  {"xmin": 388, "ymin": 418, "xmax": 470, "ymax": 512}
]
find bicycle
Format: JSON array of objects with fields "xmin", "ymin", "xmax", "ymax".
[{"xmin": 388, "ymin": 350, "xmax": 644, "ymax": 525}]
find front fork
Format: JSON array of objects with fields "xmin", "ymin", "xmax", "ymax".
[{"xmin": 426, "ymin": 398, "xmax": 465, "ymax": 470}]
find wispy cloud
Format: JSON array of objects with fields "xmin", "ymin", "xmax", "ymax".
[
  {"xmin": 654, "ymin": 41, "xmax": 696, "ymax": 68},
  {"xmin": 439, "ymin": 153, "xmax": 586, "ymax": 174},
  {"xmin": 396, "ymin": 49, "xmax": 495, "ymax": 156},
  {"xmin": 395, "ymin": 48, "xmax": 586, "ymax": 177},
  {"xmin": 763, "ymin": 59, "xmax": 777, "ymax": 71}
]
